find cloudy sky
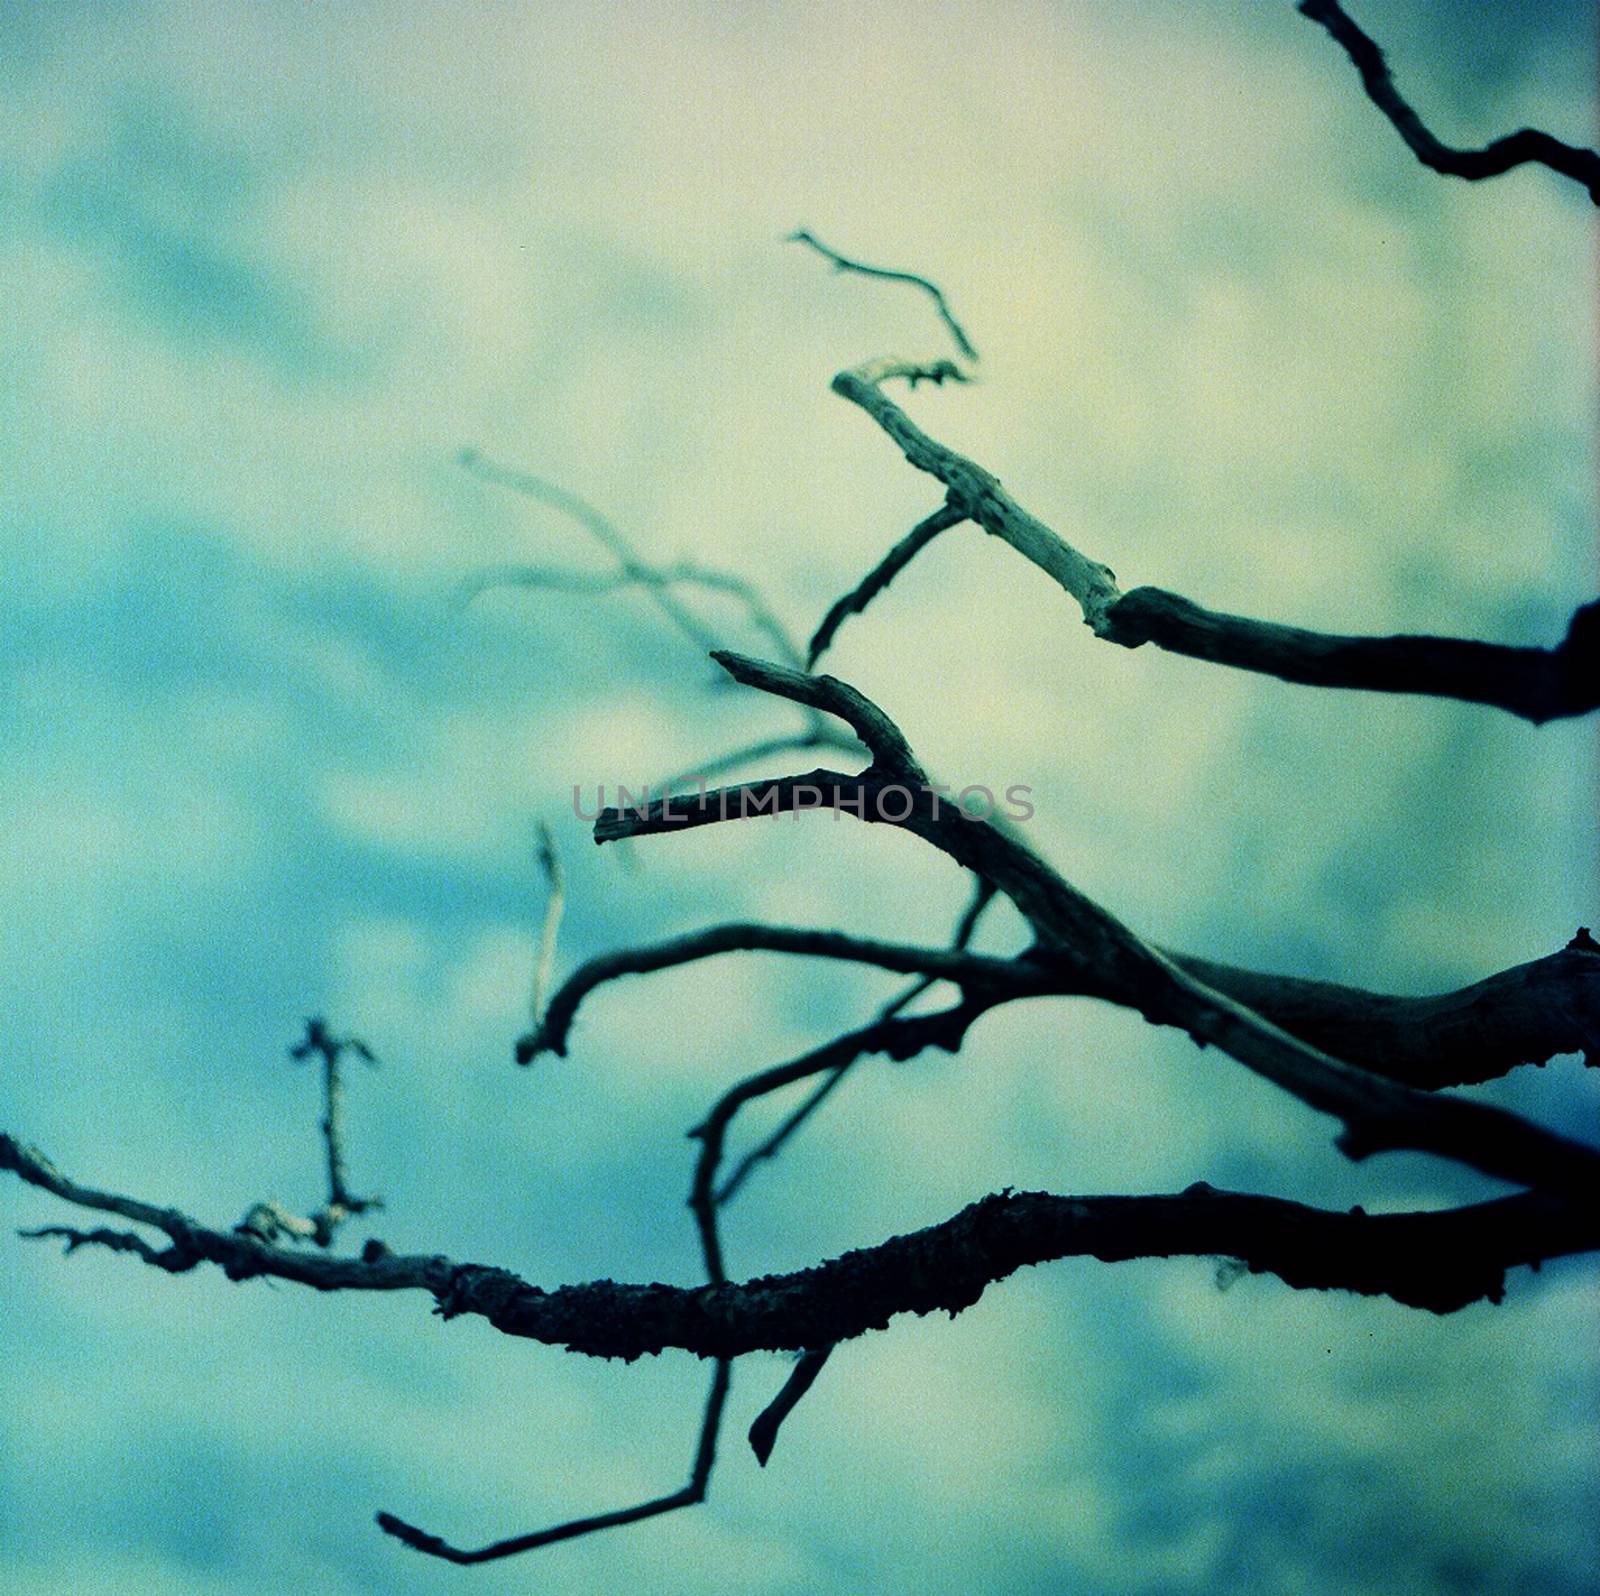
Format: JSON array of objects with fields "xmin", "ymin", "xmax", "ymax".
[{"xmin": 1, "ymin": 1, "xmax": 1595, "ymax": 1592}]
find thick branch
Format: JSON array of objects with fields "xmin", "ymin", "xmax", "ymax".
[
  {"xmin": 1100, "ymin": 590, "xmax": 1600, "ymax": 725},
  {"xmin": 1299, "ymin": 0, "xmax": 1600, "ymax": 204},
  {"xmin": 829, "ymin": 364, "xmax": 1600, "ymax": 722},
  {"xmin": 1177, "ymin": 938, "xmax": 1600, "ymax": 1090},
  {"xmin": 7, "ymin": 1137, "xmax": 1593, "ymax": 1346}
]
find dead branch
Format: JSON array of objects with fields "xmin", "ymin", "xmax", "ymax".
[
  {"xmin": 285, "ymin": 1019, "xmax": 381, "ymax": 1245},
  {"xmin": 7, "ymin": 1136, "xmax": 1594, "ymax": 1347},
  {"xmin": 377, "ymin": 1359, "xmax": 732, "ymax": 1564},
  {"xmin": 807, "ymin": 498, "xmax": 968, "ymax": 668},
  {"xmin": 1299, "ymin": 0, "xmax": 1600, "ymax": 203},
  {"xmin": 790, "ymin": 229, "xmax": 978, "ymax": 362},
  {"xmin": 593, "ymin": 654, "xmax": 1600, "ymax": 1201},
  {"xmin": 516, "ymin": 923, "xmax": 1032, "ymax": 1063},
  {"xmin": 822, "ymin": 361, "xmax": 1599, "ymax": 723}
]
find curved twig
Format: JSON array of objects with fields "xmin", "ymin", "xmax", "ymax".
[
  {"xmin": 377, "ymin": 1359, "xmax": 731, "ymax": 1564},
  {"xmin": 1300, "ymin": 0, "xmax": 1600, "ymax": 203},
  {"xmin": 516, "ymin": 923, "xmax": 1035, "ymax": 1062},
  {"xmin": 791, "ymin": 229, "xmax": 979, "ymax": 362}
]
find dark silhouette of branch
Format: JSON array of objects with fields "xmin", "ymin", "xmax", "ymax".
[
  {"xmin": 791, "ymin": 229, "xmax": 979, "ymax": 362},
  {"xmin": 283, "ymin": 1018, "xmax": 381, "ymax": 1246},
  {"xmin": 377, "ymin": 1359, "xmax": 732, "ymax": 1564},
  {"xmin": 749, "ymin": 1347, "xmax": 832, "ymax": 1467},
  {"xmin": 594, "ymin": 654, "xmax": 1600, "ymax": 1202},
  {"xmin": 8, "ymin": 1136, "xmax": 1595, "ymax": 1343},
  {"xmin": 516, "ymin": 922, "xmax": 1032, "ymax": 1063},
  {"xmin": 1176, "ymin": 936, "xmax": 1600, "ymax": 1090},
  {"xmin": 1299, "ymin": 0, "xmax": 1600, "ymax": 203},
  {"xmin": 807, "ymin": 498, "xmax": 968, "ymax": 668},
  {"xmin": 823, "ymin": 360, "xmax": 1600, "ymax": 723}
]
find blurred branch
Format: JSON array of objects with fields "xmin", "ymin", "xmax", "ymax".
[
  {"xmin": 281, "ymin": 1018, "xmax": 381, "ymax": 1247},
  {"xmin": 1299, "ymin": 0, "xmax": 1600, "ymax": 203},
  {"xmin": 791, "ymin": 229, "xmax": 978, "ymax": 362},
  {"xmin": 529, "ymin": 822, "xmax": 567, "ymax": 1027}
]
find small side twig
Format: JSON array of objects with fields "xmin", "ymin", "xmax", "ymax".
[
  {"xmin": 807, "ymin": 498, "xmax": 968, "ymax": 668},
  {"xmin": 749, "ymin": 1347, "xmax": 833, "ymax": 1467},
  {"xmin": 287, "ymin": 1018, "xmax": 382, "ymax": 1245}
]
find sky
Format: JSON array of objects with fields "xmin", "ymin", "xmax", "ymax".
[{"xmin": 0, "ymin": 1, "xmax": 1595, "ymax": 1592}]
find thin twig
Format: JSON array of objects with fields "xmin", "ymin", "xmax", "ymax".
[
  {"xmin": 516, "ymin": 922, "xmax": 1035, "ymax": 1063},
  {"xmin": 791, "ymin": 229, "xmax": 979, "ymax": 362},
  {"xmin": 377, "ymin": 1359, "xmax": 732, "ymax": 1564},
  {"xmin": 807, "ymin": 499, "xmax": 968, "ymax": 668},
  {"xmin": 286, "ymin": 1019, "xmax": 381, "ymax": 1245}
]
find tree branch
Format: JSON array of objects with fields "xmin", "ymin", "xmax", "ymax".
[
  {"xmin": 1299, "ymin": 0, "xmax": 1600, "ymax": 204},
  {"xmin": 807, "ymin": 498, "xmax": 968, "ymax": 668},
  {"xmin": 790, "ymin": 229, "xmax": 978, "ymax": 362},
  {"xmin": 515, "ymin": 923, "xmax": 1031, "ymax": 1062},
  {"xmin": 593, "ymin": 655, "xmax": 1600, "ymax": 1201},
  {"xmin": 826, "ymin": 362, "xmax": 1600, "ymax": 722},
  {"xmin": 7, "ymin": 1136, "xmax": 1593, "ymax": 1347},
  {"xmin": 377, "ymin": 1358, "xmax": 732, "ymax": 1564},
  {"xmin": 1176, "ymin": 935, "xmax": 1600, "ymax": 1090}
]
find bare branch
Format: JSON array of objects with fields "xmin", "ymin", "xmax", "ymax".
[
  {"xmin": 596, "ymin": 660, "xmax": 1600, "ymax": 1201},
  {"xmin": 807, "ymin": 499, "xmax": 968, "ymax": 668},
  {"xmin": 709, "ymin": 650, "xmax": 922, "ymax": 776},
  {"xmin": 515, "ymin": 923, "xmax": 1032, "ymax": 1063},
  {"xmin": 715, "ymin": 881, "xmax": 998, "ymax": 1205},
  {"xmin": 460, "ymin": 450, "xmax": 736, "ymax": 659},
  {"xmin": 1099, "ymin": 590, "xmax": 1600, "ymax": 726},
  {"xmin": 376, "ymin": 1359, "xmax": 732, "ymax": 1564},
  {"xmin": 657, "ymin": 726, "xmax": 867, "ymax": 792},
  {"xmin": 287, "ymin": 1018, "xmax": 381, "ymax": 1244},
  {"xmin": 1300, "ymin": 0, "xmax": 1600, "ymax": 204},
  {"xmin": 1177, "ymin": 937, "xmax": 1600, "ymax": 1090},
  {"xmin": 749, "ymin": 1346, "xmax": 832, "ymax": 1467},
  {"xmin": 8, "ymin": 1136, "xmax": 1594, "ymax": 1345},
  {"xmin": 465, "ymin": 557, "xmax": 807, "ymax": 671},
  {"xmin": 828, "ymin": 364, "xmax": 1600, "ymax": 722},
  {"xmin": 791, "ymin": 229, "xmax": 979, "ymax": 362}
]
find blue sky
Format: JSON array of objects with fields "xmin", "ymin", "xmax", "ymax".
[{"xmin": 1, "ymin": 2, "xmax": 1595, "ymax": 1592}]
